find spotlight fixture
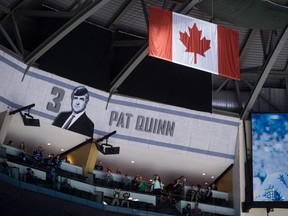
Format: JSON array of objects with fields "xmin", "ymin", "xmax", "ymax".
[
  {"xmin": 9, "ymin": 103, "xmax": 40, "ymax": 127},
  {"xmin": 21, "ymin": 112, "xmax": 40, "ymax": 127},
  {"xmin": 95, "ymin": 130, "xmax": 120, "ymax": 155},
  {"xmin": 98, "ymin": 141, "xmax": 120, "ymax": 155}
]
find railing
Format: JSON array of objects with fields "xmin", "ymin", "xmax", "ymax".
[{"xmin": 1, "ymin": 143, "xmax": 235, "ymax": 215}]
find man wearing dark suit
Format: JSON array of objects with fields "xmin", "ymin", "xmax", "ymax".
[{"xmin": 52, "ymin": 86, "xmax": 94, "ymax": 137}]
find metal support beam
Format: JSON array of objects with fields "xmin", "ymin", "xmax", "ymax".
[
  {"xmin": 0, "ymin": 0, "xmax": 33, "ymax": 59},
  {"xmin": 65, "ymin": 0, "xmax": 88, "ymax": 12},
  {"xmin": 0, "ymin": 0, "xmax": 32, "ymax": 23},
  {"xmin": 16, "ymin": 9, "xmax": 75, "ymax": 18},
  {"xmin": 0, "ymin": 3, "xmax": 10, "ymax": 14},
  {"xmin": 242, "ymin": 79, "xmax": 279, "ymax": 111},
  {"xmin": 22, "ymin": 0, "xmax": 108, "ymax": 80},
  {"xmin": 240, "ymin": 66, "xmax": 262, "ymax": 74},
  {"xmin": 260, "ymin": 30, "xmax": 268, "ymax": 58},
  {"xmin": 107, "ymin": 0, "xmax": 137, "ymax": 29},
  {"xmin": 240, "ymin": 29, "xmax": 257, "ymax": 66},
  {"xmin": 235, "ymin": 80, "xmax": 242, "ymax": 112},
  {"xmin": 240, "ymin": 25, "xmax": 288, "ymax": 120},
  {"xmin": 112, "ymin": 40, "xmax": 146, "ymax": 47},
  {"xmin": 110, "ymin": 42, "xmax": 148, "ymax": 94},
  {"xmin": 11, "ymin": 13, "xmax": 24, "ymax": 55},
  {"xmin": 215, "ymin": 79, "xmax": 229, "ymax": 93},
  {"xmin": 177, "ymin": 0, "xmax": 203, "ymax": 14},
  {"xmin": 162, "ymin": 0, "xmax": 169, "ymax": 9},
  {"xmin": 140, "ymin": 0, "xmax": 149, "ymax": 30},
  {"xmin": 0, "ymin": 23, "xmax": 21, "ymax": 55}
]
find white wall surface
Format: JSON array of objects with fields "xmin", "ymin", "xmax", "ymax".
[{"xmin": 0, "ymin": 50, "xmax": 239, "ymax": 164}]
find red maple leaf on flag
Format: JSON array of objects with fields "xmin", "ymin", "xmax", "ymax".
[{"xmin": 179, "ymin": 23, "xmax": 211, "ymax": 64}]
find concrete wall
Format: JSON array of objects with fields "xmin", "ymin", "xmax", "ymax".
[{"xmin": 0, "ymin": 111, "xmax": 12, "ymax": 145}]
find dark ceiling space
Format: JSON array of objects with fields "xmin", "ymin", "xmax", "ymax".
[
  {"xmin": 39, "ymin": 21, "xmax": 113, "ymax": 91},
  {"xmin": 117, "ymin": 56, "xmax": 212, "ymax": 112},
  {"xmin": 0, "ymin": 0, "xmax": 287, "ymax": 118},
  {"xmin": 39, "ymin": 19, "xmax": 212, "ymax": 112},
  {"xmin": 197, "ymin": 0, "xmax": 288, "ymax": 30}
]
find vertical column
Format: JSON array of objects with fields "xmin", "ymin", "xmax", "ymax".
[
  {"xmin": 0, "ymin": 111, "xmax": 12, "ymax": 144},
  {"xmin": 65, "ymin": 141, "xmax": 99, "ymax": 177}
]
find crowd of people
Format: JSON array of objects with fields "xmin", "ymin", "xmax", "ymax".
[
  {"xmin": 2, "ymin": 140, "xmax": 65, "ymax": 187},
  {"xmin": 95, "ymin": 159, "xmax": 219, "ymax": 208},
  {"xmin": 95, "ymin": 162, "xmax": 219, "ymax": 215},
  {"xmin": 1, "ymin": 140, "xmax": 223, "ymax": 215},
  {"xmin": 183, "ymin": 203, "xmax": 203, "ymax": 216}
]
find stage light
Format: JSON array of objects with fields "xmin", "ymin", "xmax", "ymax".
[
  {"xmin": 95, "ymin": 131, "xmax": 120, "ymax": 155},
  {"xmin": 21, "ymin": 112, "xmax": 40, "ymax": 127},
  {"xmin": 98, "ymin": 143, "xmax": 120, "ymax": 155},
  {"xmin": 9, "ymin": 103, "xmax": 40, "ymax": 127}
]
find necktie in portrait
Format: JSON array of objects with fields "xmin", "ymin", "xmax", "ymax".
[{"xmin": 63, "ymin": 115, "xmax": 75, "ymax": 129}]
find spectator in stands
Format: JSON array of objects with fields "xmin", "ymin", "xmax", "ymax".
[
  {"xmin": 19, "ymin": 141, "xmax": 26, "ymax": 151},
  {"xmin": 33, "ymin": 146, "xmax": 44, "ymax": 162},
  {"xmin": 103, "ymin": 168, "xmax": 113, "ymax": 184},
  {"xmin": 151, "ymin": 175, "xmax": 164, "ymax": 206},
  {"xmin": 121, "ymin": 173, "xmax": 131, "ymax": 190},
  {"xmin": 205, "ymin": 186, "xmax": 212, "ymax": 203},
  {"xmin": 25, "ymin": 168, "xmax": 38, "ymax": 184},
  {"xmin": 182, "ymin": 178, "xmax": 190, "ymax": 186},
  {"xmin": 112, "ymin": 188, "xmax": 121, "ymax": 206},
  {"xmin": 95, "ymin": 160, "xmax": 103, "ymax": 171},
  {"xmin": 190, "ymin": 184, "xmax": 201, "ymax": 202},
  {"xmin": 138, "ymin": 176, "xmax": 147, "ymax": 192},
  {"xmin": 199, "ymin": 185, "xmax": 208, "ymax": 203},
  {"xmin": 182, "ymin": 178, "xmax": 190, "ymax": 200},
  {"xmin": 43, "ymin": 153, "xmax": 54, "ymax": 169},
  {"xmin": 7, "ymin": 140, "xmax": 14, "ymax": 146},
  {"xmin": 146, "ymin": 178, "xmax": 153, "ymax": 192},
  {"xmin": 132, "ymin": 174, "xmax": 140, "ymax": 191},
  {"xmin": 0, "ymin": 158, "xmax": 11, "ymax": 176},
  {"xmin": 191, "ymin": 203, "xmax": 202, "ymax": 216},
  {"xmin": 211, "ymin": 182, "xmax": 218, "ymax": 191},
  {"xmin": 173, "ymin": 178, "xmax": 183, "ymax": 202},
  {"xmin": 53, "ymin": 154, "xmax": 62, "ymax": 170},
  {"xmin": 121, "ymin": 191, "xmax": 131, "ymax": 207},
  {"xmin": 18, "ymin": 141, "xmax": 28, "ymax": 162},
  {"xmin": 116, "ymin": 168, "xmax": 122, "ymax": 175},
  {"xmin": 182, "ymin": 203, "xmax": 192, "ymax": 216},
  {"xmin": 46, "ymin": 155, "xmax": 58, "ymax": 188}
]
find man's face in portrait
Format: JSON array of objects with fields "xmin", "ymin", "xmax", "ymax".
[{"xmin": 72, "ymin": 94, "xmax": 88, "ymax": 113}]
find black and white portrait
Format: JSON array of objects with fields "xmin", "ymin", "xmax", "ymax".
[{"xmin": 52, "ymin": 86, "xmax": 94, "ymax": 137}]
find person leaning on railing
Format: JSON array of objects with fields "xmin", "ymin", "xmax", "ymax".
[
  {"xmin": 151, "ymin": 175, "xmax": 164, "ymax": 206},
  {"xmin": 33, "ymin": 146, "xmax": 44, "ymax": 162}
]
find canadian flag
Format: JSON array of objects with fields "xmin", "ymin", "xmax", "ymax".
[{"xmin": 149, "ymin": 6, "xmax": 240, "ymax": 80}]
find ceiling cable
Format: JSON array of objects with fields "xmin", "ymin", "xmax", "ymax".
[
  {"xmin": 211, "ymin": 0, "xmax": 214, "ymax": 23},
  {"xmin": 263, "ymin": 0, "xmax": 288, "ymax": 9}
]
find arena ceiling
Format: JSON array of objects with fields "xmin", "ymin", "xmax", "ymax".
[{"xmin": 0, "ymin": 0, "xmax": 287, "ymax": 118}]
